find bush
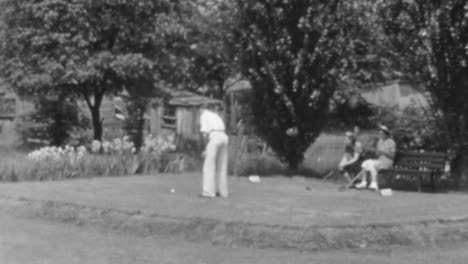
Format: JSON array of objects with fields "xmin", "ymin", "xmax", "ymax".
[
  {"xmin": 369, "ymin": 106, "xmax": 449, "ymax": 151},
  {"xmin": 172, "ymin": 137, "xmax": 204, "ymax": 172}
]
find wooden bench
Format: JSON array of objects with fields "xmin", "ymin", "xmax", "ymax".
[{"xmin": 380, "ymin": 151, "xmax": 448, "ymax": 192}]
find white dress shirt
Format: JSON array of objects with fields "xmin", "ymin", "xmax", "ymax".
[{"xmin": 200, "ymin": 109, "xmax": 225, "ymax": 134}]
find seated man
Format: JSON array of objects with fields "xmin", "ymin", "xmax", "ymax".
[
  {"xmin": 338, "ymin": 131, "xmax": 363, "ymax": 182},
  {"xmin": 355, "ymin": 125, "xmax": 396, "ymax": 191}
]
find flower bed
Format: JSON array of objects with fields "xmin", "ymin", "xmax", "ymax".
[{"xmin": 0, "ymin": 135, "xmax": 176, "ymax": 182}]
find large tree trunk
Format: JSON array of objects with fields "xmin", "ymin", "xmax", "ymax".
[
  {"xmin": 217, "ymin": 78, "xmax": 225, "ymax": 99},
  {"xmin": 454, "ymin": 111, "xmax": 468, "ymax": 189},
  {"xmin": 286, "ymin": 139, "xmax": 302, "ymax": 175},
  {"xmin": 86, "ymin": 87, "xmax": 105, "ymax": 142},
  {"xmin": 135, "ymin": 107, "xmax": 146, "ymax": 152},
  {"xmin": 90, "ymin": 106, "xmax": 103, "ymax": 141},
  {"xmin": 287, "ymin": 160, "xmax": 300, "ymax": 175}
]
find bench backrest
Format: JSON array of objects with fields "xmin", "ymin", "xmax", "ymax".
[{"xmin": 393, "ymin": 151, "xmax": 447, "ymax": 172}]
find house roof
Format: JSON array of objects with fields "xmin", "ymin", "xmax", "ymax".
[
  {"xmin": 162, "ymin": 88, "xmax": 223, "ymax": 107},
  {"xmin": 225, "ymin": 78, "xmax": 252, "ymax": 94}
]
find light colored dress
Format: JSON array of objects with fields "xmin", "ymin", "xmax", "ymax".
[{"xmin": 362, "ymin": 138, "xmax": 396, "ymax": 171}]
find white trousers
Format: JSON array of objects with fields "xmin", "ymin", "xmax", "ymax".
[
  {"xmin": 202, "ymin": 131, "xmax": 229, "ymax": 197},
  {"xmin": 361, "ymin": 159, "xmax": 392, "ymax": 183}
]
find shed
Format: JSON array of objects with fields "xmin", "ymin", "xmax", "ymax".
[
  {"xmin": 150, "ymin": 89, "xmax": 224, "ymax": 140},
  {"xmin": 0, "ymin": 82, "xmax": 35, "ymax": 147}
]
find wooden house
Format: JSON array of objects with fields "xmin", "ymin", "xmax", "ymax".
[
  {"xmin": 75, "ymin": 88, "xmax": 225, "ymax": 142},
  {"xmin": 149, "ymin": 89, "xmax": 224, "ymax": 141},
  {"xmin": 0, "ymin": 84, "xmax": 35, "ymax": 147},
  {"xmin": 0, "ymin": 78, "xmax": 225, "ymax": 146}
]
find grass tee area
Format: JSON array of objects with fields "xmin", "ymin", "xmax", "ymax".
[
  {"xmin": 3, "ymin": 174, "xmax": 468, "ymax": 227},
  {"xmin": 2, "ymin": 174, "xmax": 468, "ymax": 251}
]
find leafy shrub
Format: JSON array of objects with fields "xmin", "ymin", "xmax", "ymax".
[
  {"xmin": 172, "ymin": 137, "xmax": 204, "ymax": 171},
  {"xmin": 369, "ymin": 106, "xmax": 449, "ymax": 151}
]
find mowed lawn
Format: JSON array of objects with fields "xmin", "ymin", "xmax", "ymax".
[{"xmin": 2, "ymin": 173, "xmax": 468, "ymax": 228}]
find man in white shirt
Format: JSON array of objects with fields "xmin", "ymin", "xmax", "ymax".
[{"xmin": 199, "ymin": 104, "xmax": 229, "ymax": 198}]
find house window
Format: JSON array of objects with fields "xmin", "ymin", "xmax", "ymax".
[{"xmin": 162, "ymin": 104, "xmax": 177, "ymax": 128}]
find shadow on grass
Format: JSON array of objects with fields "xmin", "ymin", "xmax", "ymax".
[
  {"xmin": 371, "ymin": 175, "xmax": 468, "ymax": 194},
  {"xmin": 315, "ymin": 169, "xmax": 468, "ymax": 195},
  {"xmin": 386, "ymin": 180, "xmax": 468, "ymax": 194},
  {"xmin": 230, "ymin": 154, "xmax": 324, "ymax": 179}
]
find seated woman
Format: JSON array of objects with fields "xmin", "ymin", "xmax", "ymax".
[
  {"xmin": 338, "ymin": 131, "xmax": 363, "ymax": 182},
  {"xmin": 355, "ymin": 125, "xmax": 396, "ymax": 191}
]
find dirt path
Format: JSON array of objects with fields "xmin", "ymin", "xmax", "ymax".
[{"xmin": 1, "ymin": 213, "xmax": 467, "ymax": 264}]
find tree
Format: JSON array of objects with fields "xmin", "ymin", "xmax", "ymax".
[
  {"xmin": 233, "ymin": 0, "xmax": 391, "ymax": 170},
  {"xmin": 123, "ymin": 95, "xmax": 151, "ymax": 152},
  {"xmin": 18, "ymin": 95, "xmax": 90, "ymax": 147},
  {"xmin": 162, "ymin": 0, "xmax": 239, "ymax": 99},
  {"xmin": 122, "ymin": 77, "xmax": 162, "ymax": 152},
  {"xmin": 0, "ymin": 0, "xmax": 178, "ymax": 141},
  {"xmin": 379, "ymin": 0, "xmax": 468, "ymax": 186}
]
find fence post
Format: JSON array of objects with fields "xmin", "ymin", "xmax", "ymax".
[{"xmin": 233, "ymin": 120, "xmax": 245, "ymax": 176}]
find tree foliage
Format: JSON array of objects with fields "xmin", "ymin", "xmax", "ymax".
[
  {"xmin": 168, "ymin": 0, "xmax": 239, "ymax": 98},
  {"xmin": 380, "ymin": 0, "xmax": 468, "ymax": 146},
  {"xmin": 380, "ymin": 0, "xmax": 468, "ymax": 185},
  {"xmin": 0, "ymin": 0, "xmax": 182, "ymax": 141},
  {"xmin": 233, "ymin": 0, "xmax": 391, "ymax": 170},
  {"xmin": 18, "ymin": 96, "xmax": 90, "ymax": 147}
]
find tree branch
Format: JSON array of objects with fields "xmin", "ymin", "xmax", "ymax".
[
  {"xmin": 292, "ymin": 6, "xmax": 314, "ymax": 93},
  {"xmin": 253, "ymin": 44, "xmax": 297, "ymax": 124},
  {"xmin": 81, "ymin": 88, "xmax": 93, "ymax": 110}
]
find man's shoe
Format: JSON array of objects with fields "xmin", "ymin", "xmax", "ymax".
[
  {"xmin": 198, "ymin": 194, "xmax": 215, "ymax": 199},
  {"xmin": 368, "ymin": 182, "xmax": 379, "ymax": 191},
  {"xmin": 355, "ymin": 181, "xmax": 368, "ymax": 189},
  {"xmin": 216, "ymin": 192, "xmax": 229, "ymax": 198}
]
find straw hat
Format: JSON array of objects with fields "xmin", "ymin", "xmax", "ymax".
[{"xmin": 378, "ymin": 124, "xmax": 391, "ymax": 135}]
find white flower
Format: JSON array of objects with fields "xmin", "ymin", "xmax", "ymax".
[
  {"xmin": 77, "ymin": 146, "xmax": 86, "ymax": 154},
  {"xmin": 102, "ymin": 141, "xmax": 111, "ymax": 153},
  {"xmin": 113, "ymin": 138, "xmax": 122, "ymax": 151},
  {"xmin": 26, "ymin": 143, "xmax": 90, "ymax": 163},
  {"xmin": 91, "ymin": 140, "xmax": 101, "ymax": 153}
]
